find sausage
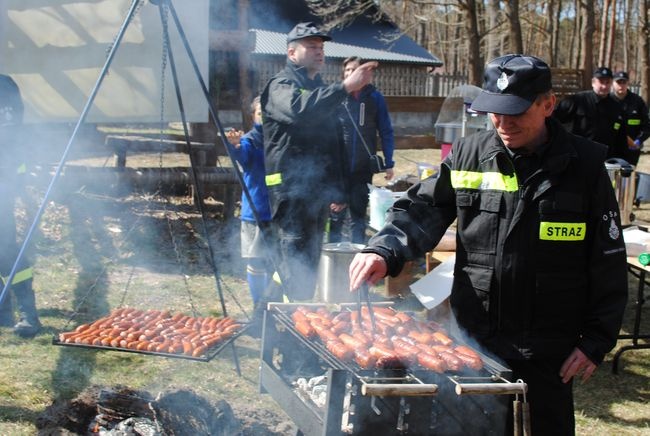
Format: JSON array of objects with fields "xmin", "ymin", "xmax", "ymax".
[
  {"xmin": 454, "ymin": 351, "xmax": 483, "ymax": 371},
  {"xmin": 295, "ymin": 321, "xmax": 316, "ymax": 339},
  {"xmin": 432, "ymin": 331, "xmax": 454, "ymax": 347},
  {"xmin": 394, "ymin": 312, "xmax": 413, "ymax": 325},
  {"xmin": 292, "ymin": 310, "xmax": 309, "ymax": 324},
  {"xmin": 417, "ymin": 353, "xmax": 447, "ymax": 373},
  {"xmin": 408, "ymin": 330, "xmax": 433, "ymax": 344},
  {"xmin": 369, "ymin": 343, "xmax": 397, "ymax": 359},
  {"xmin": 192, "ymin": 345, "xmax": 208, "ymax": 357},
  {"xmin": 353, "ymin": 348, "xmax": 377, "ymax": 369},
  {"xmin": 338, "ymin": 333, "xmax": 368, "ymax": 350},
  {"xmin": 454, "ymin": 345, "xmax": 481, "ymax": 360},
  {"xmin": 182, "ymin": 340, "xmax": 195, "ymax": 355},
  {"xmin": 391, "ymin": 337, "xmax": 421, "ymax": 355},
  {"xmin": 438, "ymin": 350, "xmax": 463, "ymax": 371},
  {"xmin": 331, "ymin": 312, "xmax": 351, "ymax": 324},
  {"xmin": 169, "ymin": 341, "xmax": 184, "ymax": 354},
  {"xmin": 330, "ymin": 320, "xmax": 350, "ymax": 335},
  {"xmin": 326, "ymin": 341, "xmax": 353, "ymax": 361}
]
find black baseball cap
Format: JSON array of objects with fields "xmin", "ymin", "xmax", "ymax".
[
  {"xmin": 470, "ymin": 54, "xmax": 552, "ymax": 115},
  {"xmin": 613, "ymin": 71, "xmax": 629, "ymax": 82},
  {"xmin": 593, "ymin": 67, "xmax": 613, "ymax": 79},
  {"xmin": 287, "ymin": 22, "xmax": 331, "ymax": 44}
]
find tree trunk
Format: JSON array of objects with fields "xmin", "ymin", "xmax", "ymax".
[
  {"xmin": 581, "ymin": 0, "xmax": 595, "ymax": 87},
  {"xmin": 546, "ymin": 0, "xmax": 556, "ymax": 65},
  {"xmin": 605, "ymin": 0, "xmax": 616, "ymax": 67},
  {"xmin": 486, "ymin": 0, "xmax": 502, "ymax": 61},
  {"xmin": 504, "ymin": 0, "xmax": 524, "ymax": 53},
  {"xmin": 459, "ymin": 0, "xmax": 483, "ymax": 85},
  {"xmin": 598, "ymin": 0, "xmax": 610, "ymax": 66},
  {"xmin": 640, "ymin": 0, "xmax": 650, "ymax": 101}
]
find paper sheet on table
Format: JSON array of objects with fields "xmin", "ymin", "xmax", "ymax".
[
  {"xmin": 410, "ymin": 254, "xmax": 455, "ymax": 310},
  {"xmin": 623, "ymin": 227, "xmax": 650, "ymax": 256}
]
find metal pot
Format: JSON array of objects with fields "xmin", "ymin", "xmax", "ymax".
[
  {"xmin": 317, "ymin": 242, "xmax": 365, "ymax": 303},
  {"xmin": 605, "ymin": 158, "xmax": 636, "ymax": 226}
]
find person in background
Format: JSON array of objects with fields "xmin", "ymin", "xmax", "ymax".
[
  {"xmin": 611, "ymin": 70, "xmax": 650, "ymax": 165},
  {"xmin": 349, "ymin": 55, "xmax": 628, "ymax": 435},
  {"xmin": 226, "ymin": 96, "xmax": 271, "ymax": 307},
  {"xmin": 258, "ymin": 22, "xmax": 376, "ymax": 309},
  {"xmin": 329, "ymin": 56, "xmax": 395, "ymax": 244},
  {"xmin": 0, "ymin": 74, "xmax": 42, "ymax": 338},
  {"xmin": 554, "ymin": 67, "xmax": 627, "ymax": 159}
]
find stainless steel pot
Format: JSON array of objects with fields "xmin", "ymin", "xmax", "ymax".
[
  {"xmin": 317, "ymin": 242, "xmax": 365, "ymax": 303},
  {"xmin": 605, "ymin": 158, "xmax": 636, "ymax": 226}
]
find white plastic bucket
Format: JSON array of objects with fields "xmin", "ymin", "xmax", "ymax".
[{"xmin": 369, "ymin": 186, "xmax": 402, "ymax": 230}]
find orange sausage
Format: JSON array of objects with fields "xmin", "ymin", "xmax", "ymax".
[
  {"xmin": 417, "ymin": 353, "xmax": 447, "ymax": 373},
  {"xmin": 326, "ymin": 341, "xmax": 353, "ymax": 361},
  {"xmin": 432, "ymin": 331, "xmax": 454, "ymax": 347}
]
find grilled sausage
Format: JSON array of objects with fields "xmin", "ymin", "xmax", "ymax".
[
  {"xmin": 339, "ymin": 333, "xmax": 368, "ymax": 350},
  {"xmin": 432, "ymin": 331, "xmax": 454, "ymax": 347},
  {"xmin": 295, "ymin": 321, "xmax": 316, "ymax": 339},
  {"xmin": 417, "ymin": 353, "xmax": 447, "ymax": 373},
  {"xmin": 437, "ymin": 350, "xmax": 463, "ymax": 371},
  {"xmin": 354, "ymin": 348, "xmax": 377, "ymax": 369},
  {"xmin": 454, "ymin": 346, "xmax": 483, "ymax": 371},
  {"xmin": 326, "ymin": 341, "xmax": 353, "ymax": 361},
  {"xmin": 408, "ymin": 330, "xmax": 433, "ymax": 344}
]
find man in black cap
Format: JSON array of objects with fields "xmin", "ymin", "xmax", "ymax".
[
  {"xmin": 349, "ymin": 54, "xmax": 628, "ymax": 435},
  {"xmin": 554, "ymin": 66, "xmax": 627, "ymax": 159},
  {"xmin": 256, "ymin": 22, "xmax": 377, "ymax": 311},
  {"xmin": 611, "ymin": 70, "xmax": 650, "ymax": 165}
]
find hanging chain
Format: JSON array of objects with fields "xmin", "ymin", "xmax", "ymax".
[
  {"xmin": 157, "ymin": 2, "xmax": 198, "ymax": 316},
  {"xmin": 105, "ymin": 0, "xmax": 145, "ymax": 59}
]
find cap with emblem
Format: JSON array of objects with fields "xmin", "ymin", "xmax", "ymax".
[
  {"xmin": 470, "ymin": 54, "xmax": 552, "ymax": 115},
  {"xmin": 286, "ymin": 22, "xmax": 332, "ymax": 44},
  {"xmin": 613, "ymin": 71, "xmax": 629, "ymax": 82},
  {"xmin": 593, "ymin": 67, "xmax": 613, "ymax": 79}
]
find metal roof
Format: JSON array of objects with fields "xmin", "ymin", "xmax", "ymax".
[{"xmin": 251, "ymin": 28, "xmax": 442, "ymax": 67}]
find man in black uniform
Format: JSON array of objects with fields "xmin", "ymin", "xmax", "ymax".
[
  {"xmin": 350, "ymin": 55, "xmax": 628, "ymax": 435},
  {"xmin": 611, "ymin": 70, "xmax": 650, "ymax": 165},
  {"xmin": 0, "ymin": 74, "xmax": 42, "ymax": 337},
  {"xmin": 554, "ymin": 67, "xmax": 627, "ymax": 159},
  {"xmin": 259, "ymin": 22, "xmax": 376, "ymax": 305}
]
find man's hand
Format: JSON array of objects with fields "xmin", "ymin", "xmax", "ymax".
[
  {"xmin": 349, "ymin": 252, "xmax": 387, "ymax": 291},
  {"xmin": 385, "ymin": 167, "xmax": 395, "ymax": 180},
  {"xmin": 330, "ymin": 202, "xmax": 347, "ymax": 213},
  {"xmin": 343, "ymin": 61, "xmax": 378, "ymax": 93},
  {"xmin": 559, "ymin": 348, "xmax": 597, "ymax": 383}
]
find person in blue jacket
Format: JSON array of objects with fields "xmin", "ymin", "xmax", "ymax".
[
  {"xmin": 227, "ymin": 96, "xmax": 271, "ymax": 306},
  {"xmin": 329, "ymin": 56, "xmax": 396, "ymax": 244}
]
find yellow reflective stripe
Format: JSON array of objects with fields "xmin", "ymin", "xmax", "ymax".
[
  {"xmin": 16, "ymin": 163, "xmax": 26, "ymax": 174},
  {"xmin": 539, "ymin": 222, "xmax": 586, "ymax": 241},
  {"xmin": 450, "ymin": 170, "xmax": 518, "ymax": 192},
  {"xmin": 272, "ymin": 271, "xmax": 282, "ymax": 284},
  {"xmin": 628, "ymin": 119, "xmax": 641, "ymax": 126},
  {"xmin": 265, "ymin": 173, "xmax": 282, "ymax": 186},
  {"xmin": 614, "ymin": 122, "xmax": 621, "ymax": 130},
  {"xmin": 1, "ymin": 267, "xmax": 33, "ymax": 285}
]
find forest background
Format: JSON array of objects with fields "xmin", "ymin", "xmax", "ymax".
[{"xmin": 306, "ymin": 0, "xmax": 650, "ymax": 101}]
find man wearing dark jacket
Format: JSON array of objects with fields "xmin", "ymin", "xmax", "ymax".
[
  {"xmin": 260, "ymin": 22, "xmax": 376, "ymax": 303},
  {"xmin": 611, "ymin": 70, "xmax": 650, "ymax": 165},
  {"xmin": 350, "ymin": 55, "xmax": 628, "ymax": 435},
  {"xmin": 554, "ymin": 67, "xmax": 627, "ymax": 159},
  {"xmin": 0, "ymin": 74, "xmax": 42, "ymax": 338},
  {"xmin": 329, "ymin": 56, "xmax": 396, "ymax": 244}
]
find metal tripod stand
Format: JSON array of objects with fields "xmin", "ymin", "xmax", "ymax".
[{"xmin": 1, "ymin": 0, "xmax": 276, "ymax": 374}]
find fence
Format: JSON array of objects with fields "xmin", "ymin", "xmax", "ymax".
[{"xmin": 251, "ymin": 58, "xmax": 585, "ymax": 98}]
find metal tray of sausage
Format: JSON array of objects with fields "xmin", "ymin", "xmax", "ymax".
[{"xmin": 52, "ymin": 322, "xmax": 248, "ymax": 362}]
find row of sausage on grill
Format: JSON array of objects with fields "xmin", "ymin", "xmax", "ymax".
[
  {"xmin": 291, "ymin": 305, "xmax": 483, "ymax": 372},
  {"xmin": 58, "ymin": 308, "xmax": 243, "ymax": 358}
]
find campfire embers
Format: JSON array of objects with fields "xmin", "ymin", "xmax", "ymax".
[{"xmin": 36, "ymin": 385, "xmax": 242, "ymax": 435}]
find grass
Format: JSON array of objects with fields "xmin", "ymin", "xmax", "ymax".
[{"xmin": 0, "ymin": 147, "xmax": 649, "ymax": 434}]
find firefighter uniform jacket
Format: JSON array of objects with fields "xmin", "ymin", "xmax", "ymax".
[
  {"xmin": 554, "ymin": 90, "xmax": 626, "ymax": 159},
  {"xmin": 614, "ymin": 90, "xmax": 650, "ymax": 165},
  {"xmin": 261, "ymin": 60, "xmax": 348, "ymax": 212},
  {"xmin": 364, "ymin": 118, "xmax": 628, "ymax": 364}
]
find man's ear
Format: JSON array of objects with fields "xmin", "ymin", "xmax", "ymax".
[
  {"xmin": 287, "ymin": 46, "xmax": 296, "ymax": 62},
  {"xmin": 543, "ymin": 93, "xmax": 556, "ymax": 116}
]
